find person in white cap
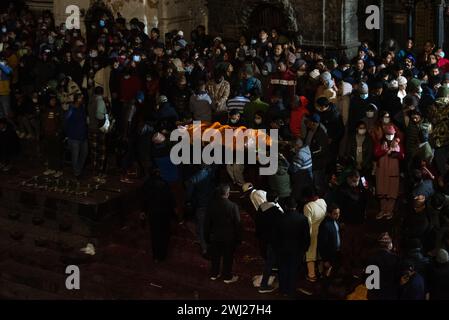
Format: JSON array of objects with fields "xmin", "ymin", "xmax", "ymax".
[
  {"xmin": 397, "ymin": 76, "xmax": 407, "ymax": 103},
  {"xmin": 241, "ymin": 182, "xmax": 267, "ymax": 215},
  {"xmin": 175, "ymin": 30, "xmax": 187, "ymax": 49}
]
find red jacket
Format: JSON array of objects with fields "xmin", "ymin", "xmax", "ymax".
[
  {"xmin": 267, "ymin": 69, "xmax": 297, "ymax": 105},
  {"xmin": 374, "ymin": 139, "xmax": 405, "ymax": 161},
  {"xmin": 120, "ymin": 75, "xmax": 142, "ymax": 102},
  {"xmin": 437, "ymin": 58, "xmax": 449, "ymax": 75},
  {"xmin": 290, "ymin": 96, "xmax": 310, "ymax": 138}
]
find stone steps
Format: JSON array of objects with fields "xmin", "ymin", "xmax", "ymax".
[
  {"xmin": 0, "ymin": 214, "xmax": 95, "ymax": 252},
  {"xmin": 0, "ymin": 259, "xmax": 110, "ymax": 299},
  {"xmin": 0, "ymin": 278, "xmax": 63, "ymax": 300}
]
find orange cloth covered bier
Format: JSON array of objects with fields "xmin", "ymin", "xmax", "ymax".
[{"xmin": 183, "ymin": 122, "xmax": 273, "ymax": 148}]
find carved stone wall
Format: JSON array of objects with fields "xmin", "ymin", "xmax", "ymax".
[
  {"xmin": 39, "ymin": 0, "xmax": 360, "ymax": 52},
  {"xmin": 157, "ymin": 0, "xmax": 208, "ymax": 37},
  {"xmin": 207, "ymin": 0, "xmax": 360, "ymax": 53}
]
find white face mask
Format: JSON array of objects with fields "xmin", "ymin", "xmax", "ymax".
[
  {"xmin": 297, "ymin": 71, "xmax": 306, "ymax": 77},
  {"xmin": 417, "ymin": 87, "xmax": 423, "ymax": 98},
  {"xmin": 386, "ymin": 134, "xmax": 395, "ymax": 141},
  {"xmin": 254, "ymin": 119, "xmax": 262, "ymax": 125},
  {"xmin": 90, "ymin": 51, "xmax": 98, "ymax": 58},
  {"xmin": 230, "ymin": 118, "xmax": 239, "ymax": 124},
  {"xmin": 32, "ymin": 98, "xmax": 38, "ymax": 103},
  {"xmin": 262, "ymin": 70, "xmax": 269, "ymax": 76},
  {"xmin": 383, "ymin": 117, "xmax": 391, "ymax": 124},
  {"xmin": 366, "ymin": 111, "xmax": 375, "ymax": 118},
  {"xmin": 124, "ymin": 75, "xmax": 130, "ymax": 79},
  {"xmin": 358, "ymin": 129, "xmax": 367, "ymax": 135}
]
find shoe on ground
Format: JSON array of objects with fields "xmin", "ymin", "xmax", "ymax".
[
  {"xmin": 375, "ymin": 212, "xmax": 386, "ymax": 220},
  {"xmin": 2, "ymin": 165, "xmax": 11, "ymax": 172},
  {"xmin": 18, "ymin": 132, "xmax": 26, "ymax": 139},
  {"xmin": 53, "ymin": 171, "xmax": 63, "ymax": 178},
  {"xmin": 80, "ymin": 243, "xmax": 96, "ymax": 255},
  {"xmin": 43, "ymin": 169, "xmax": 56, "ymax": 176},
  {"xmin": 25, "ymin": 134, "xmax": 33, "ymax": 140},
  {"xmin": 210, "ymin": 274, "xmax": 221, "ymax": 281},
  {"xmin": 258, "ymin": 285, "xmax": 276, "ymax": 294},
  {"xmin": 385, "ymin": 213, "xmax": 393, "ymax": 220},
  {"xmin": 223, "ymin": 275, "xmax": 239, "ymax": 284}
]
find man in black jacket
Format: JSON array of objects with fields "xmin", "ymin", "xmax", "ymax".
[
  {"xmin": 204, "ymin": 184, "xmax": 241, "ymax": 284},
  {"xmin": 274, "ymin": 197, "xmax": 310, "ymax": 296},
  {"xmin": 403, "ymin": 195, "xmax": 438, "ymax": 254},
  {"xmin": 256, "ymin": 192, "xmax": 284, "ymax": 294},
  {"xmin": 335, "ymin": 170, "xmax": 368, "ymax": 277},
  {"xmin": 428, "ymin": 249, "xmax": 449, "ymax": 300},
  {"xmin": 304, "ymin": 113, "xmax": 329, "ymax": 195},
  {"xmin": 366, "ymin": 232, "xmax": 401, "ymax": 300},
  {"xmin": 315, "ymin": 97, "xmax": 344, "ymax": 168},
  {"xmin": 143, "ymin": 169, "xmax": 175, "ymax": 262},
  {"xmin": 318, "ymin": 203, "xmax": 341, "ymax": 278}
]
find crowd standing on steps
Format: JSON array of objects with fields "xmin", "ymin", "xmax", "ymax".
[{"xmin": 0, "ymin": 3, "xmax": 449, "ymax": 299}]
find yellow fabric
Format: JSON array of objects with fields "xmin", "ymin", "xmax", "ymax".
[
  {"xmin": 346, "ymin": 284, "xmax": 368, "ymax": 300},
  {"xmin": 7, "ymin": 54, "xmax": 19, "ymax": 84},
  {"xmin": 0, "ymin": 79, "xmax": 10, "ymax": 96}
]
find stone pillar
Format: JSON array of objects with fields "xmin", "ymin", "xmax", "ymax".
[
  {"xmin": 341, "ymin": 0, "xmax": 360, "ymax": 56},
  {"xmin": 405, "ymin": 0, "xmax": 415, "ymax": 39},
  {"xmin": 445, "ymin": 2, "xmax": 449, "ymax": 52},
  {"xmin": 378, "ymin": 0, "xmax": 384, "ymax": 54},
  {"xmin": 434, "ymin": 0, "xmax": 445, "ymax": 48},
  {"xmin": 105, "ymin": 0, "xmax": 151, "ymax": 34},
  {"xmin": 156, "ymin": 0, "xmax": 207, "ymax": 41}
]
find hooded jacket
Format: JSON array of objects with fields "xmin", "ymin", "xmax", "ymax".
[{"xmin": 290, "ymin": 96, "xmax": 310, "ymax": 138}]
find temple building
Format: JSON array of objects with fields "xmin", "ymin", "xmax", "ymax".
[{"xmin": 21, "ymin": 0, "xmax": 449, "ymax": 55}]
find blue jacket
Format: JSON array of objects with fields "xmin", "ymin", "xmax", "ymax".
[
  {"xmin": 412, "ymin": 179, "xmax": 435, "ymax": 199},
  {"xmin": 65, "ymin": 105, "xmax": 88, "ymax": 141},
  {"xmin": 318, "ymin": 216, "xmax": 340, "ymax": 263},
  {"xmin": 153, "ymin": 143, "xmax": 180, "ymax": 183},
  {"xmin": 399, "ymin": 272, "xmax": 426, "ymax": 300},
  {"xmin": 0, "ymin": 62, "xmax": 12, "ymax": 80},
  {"xmin": 185, "ymin": 166, "xmax": 216, "ymax": 208}
]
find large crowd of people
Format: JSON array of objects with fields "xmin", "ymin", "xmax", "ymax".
[{"xmin": 0, "ymin": 4, "xmax": 448, "ymax": 299}]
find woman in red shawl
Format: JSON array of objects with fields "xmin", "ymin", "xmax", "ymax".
[{"xmin": 374, "ymin": 125, "xmax": 405, "ymax": 220}]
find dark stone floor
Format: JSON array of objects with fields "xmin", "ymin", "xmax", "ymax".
[{"xmin": 0, "ymin": 149, "xmax": 398, "ymax": 300}]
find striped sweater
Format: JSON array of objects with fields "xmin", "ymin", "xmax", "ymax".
[{"xmin": 290, "ymin": 145, "xmax": 313, "ymax": 173}]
